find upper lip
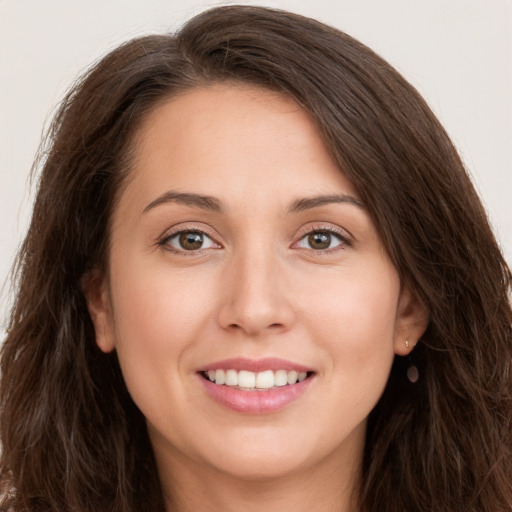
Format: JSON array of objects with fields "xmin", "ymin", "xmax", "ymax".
[{"xmin": 199, "ymin": 357, "xmax": 313, "ymax": 373}]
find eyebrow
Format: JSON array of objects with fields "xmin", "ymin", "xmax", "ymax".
[
  {"xmin": 142, "ymin": 191, "xmax": 364, "ymax": 216},
  {"xmin": 142, "ymin": 191, "xmax": 225, "ymax": 214},
  {"xmin": 288, "ymin": 194, "xmax": 365, "ymax": 213}
]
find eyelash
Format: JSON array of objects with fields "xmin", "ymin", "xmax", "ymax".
[
  {"xmin": 294, "ymin": 226, "xmax": 351, "ymax": 253},
  {"xmin": 158, "ymin": 225, "xmax": 351, "ymax": 254},
  {"xmin": 158, "ymin": 228, "xmax": 221, "ymax": 255}
]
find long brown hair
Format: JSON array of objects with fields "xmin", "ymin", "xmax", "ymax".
[{"xmin": 1, "ymin": 6, "xmax": 511, "ymax": 512}]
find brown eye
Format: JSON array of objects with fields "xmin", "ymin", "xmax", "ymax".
[
  {"xmin": 179, "ymin": 232, "xmax": 204, "ymax": 250},
  {"xmin": 295, "ymin": 229, "xmax": 346, "ymax": 251},
  {"xmin": 307, "ymin": 232, "xmax": 331, "ymax": 250},
  {"xmin": 163, "ymin": 230, "xmax": 218, "ymax": 252}
]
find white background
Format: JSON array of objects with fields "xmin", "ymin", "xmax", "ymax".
[{"xmin": 1, "ymin": 0, "xmax": 511, "ymax": 331}]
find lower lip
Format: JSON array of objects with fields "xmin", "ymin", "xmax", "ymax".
[{"xmin": 199, "ymin": 374, "xmax": 314, "ymax": 414}]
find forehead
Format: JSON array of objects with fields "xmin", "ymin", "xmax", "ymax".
[{"xmin": 119, "ymin": 83, "xmax": 358, "ymax": 215}]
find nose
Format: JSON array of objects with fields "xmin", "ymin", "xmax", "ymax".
[{"xmin": 217, "ymin": 246, "xmax": 295, "ymax": 337}]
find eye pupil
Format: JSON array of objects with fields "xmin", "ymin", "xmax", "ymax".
[
  {"xmin": 308, "ymin": 232, "xmax": 331, "ymax": 250},
  {"xmin": 179, "ymin": 232, "xmax": 203, "ymax": 250}
]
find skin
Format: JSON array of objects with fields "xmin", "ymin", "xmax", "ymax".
[{"xmin": 85, "ymin": 83, "xmax": 427, "ymax": 512}]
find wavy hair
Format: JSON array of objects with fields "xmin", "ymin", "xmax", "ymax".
[{"xmin": 1, "ymin": 5, "xmax": 511, "ymax": 512}]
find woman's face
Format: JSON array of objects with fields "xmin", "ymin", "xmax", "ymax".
[{"xmin": 87, "ymin": 84, "xmax": 424, "ymax": 483}]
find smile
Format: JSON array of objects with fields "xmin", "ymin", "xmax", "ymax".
[
  {"xmin": 202, "ymin": 369, "xmax": 310, "ymax": 390},
  {"xmin": 198, "ymin": 359, "xmax": 315, "ymax": 413}
]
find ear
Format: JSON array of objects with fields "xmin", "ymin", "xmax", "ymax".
[
  {"xmin": 394, "ymin": 285, "xmax": 429, "ymax": 356},
  {"xmin": 81, "ymin": 269, "xmax": 116, "ymax": 353}
]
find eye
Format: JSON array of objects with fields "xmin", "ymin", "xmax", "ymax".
[
  {"xmin": 295, "ymin": 229, "xmax": 347, "ymax": 251},
  {"xmin": 161, "ymin": 230, "xmax": 219, "ymax": 252}
]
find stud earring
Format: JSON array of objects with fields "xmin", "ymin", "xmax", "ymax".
[{"xmin": 405, "ymin": 340, "xmax": 410, "ymax": 349}]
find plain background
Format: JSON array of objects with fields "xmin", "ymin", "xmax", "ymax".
[{"xmin": 1, "ymin": 0, "xmax": 511, "ymax": 333}]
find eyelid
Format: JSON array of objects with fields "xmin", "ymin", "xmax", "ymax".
[
  {"xmin": 157, "ymin": 224, "xmax": 223, "ymax": 253},
  {"xmin": 296, "ymin": 223, "xmax": 352, "ymax": 240},
  {"xmin": 292, "ymin": 224, "xmax": 353, "ymax": 251}
]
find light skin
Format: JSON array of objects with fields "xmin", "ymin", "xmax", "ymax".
[{"xmin": 85, "ymin": 83, "xmax": 427, "ymax": 512}]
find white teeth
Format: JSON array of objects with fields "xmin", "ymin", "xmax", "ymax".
[
  {"xmin": 238, "ymin": 370, "xmax": 256, "ymax": 388},
  {"xmin": 225, "ymin": 369, "xmax": 238, "ymax": 386},
  {"xmin": 215, "ymin": 369, "xmax": 226, "ymax": 385},
  {"xmin": 274, "ymin": 369, "xmax": 288, "ymax": 387},
  {"xmin": 207, "ymin": 369, "xmax": 309, "ymax": 389},
  {"xmin": 255, "ymin": 370, "xmax": 274, "ymax": 389},
  {"xmin": 287, "ymin": 371, "xmax": 298, "ymax": 385}
]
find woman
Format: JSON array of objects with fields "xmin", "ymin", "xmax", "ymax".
[{"xmin": 1, "ymin": 5, "xmax": 511, "ymax": 512}]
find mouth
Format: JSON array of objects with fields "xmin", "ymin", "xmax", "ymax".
[
  {"xmin": 200, "ymin": 369, "xmax": 314, "ymax": 391},
  {"xmin": 197, "ymin": 359, "xmax": 316, "ymax": 413}
]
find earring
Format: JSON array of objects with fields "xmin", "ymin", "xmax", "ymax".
[
  {"xmin": 407, "ymin": 364, "xmax": 419, "ymax": 383},
  {"xmin": 406, "ymin": 339, "xmax": 419, "ymax": 383}
]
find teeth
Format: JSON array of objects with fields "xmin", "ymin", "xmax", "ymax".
[
  {"xmin": 215, "ymin": 369, "xmax": 226, "ymax": 385},
  {"xmin": 255, "ymin": 370, "xmax": 274, "ymax": 389},
  {"xmin": 238, "ymin": 370, "xmax": 255, "ymax": 388},
  {"xmin": 274, "ymin": 370, "xmax": 288, "ymax": 387},
  {"xmin": 206, "ymin": 369, "xmax": 309, "ymax": 389},
  {"xmin": 225, "ymin": 369, "xmax": 238, "ymax": 386},
  {"xmin": 287, "ymin": 371, "xmax": 298, "ymax": 385}
]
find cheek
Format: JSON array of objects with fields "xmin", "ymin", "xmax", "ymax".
[
  {"xmin": 305, "ymin": 263, "xmax": 398, "ymax": 334},
  {"xmin": 298, "ymin": 264, "xmax": 399, "ymax": 386},
  {"xmin": 107, "ymin": 261, "xmax": 223, "ymax": 430},
  {"xmin": 106, "ymin": 257, "xmax": 220, "ymax": 401},
  {"xmin": 110, "ymin": 260, "xmax": 217, "ymax": 347}
]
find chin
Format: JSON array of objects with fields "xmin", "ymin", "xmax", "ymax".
[
  {"xmin": 194, "ymin": 421, "xmax": 361, "ymax": 483},
  {"xmin": 207, "ymin": 449, "xmax": 314, "ymax": 482}
]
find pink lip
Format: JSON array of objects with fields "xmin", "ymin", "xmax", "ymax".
[
  {"xmin": 197, "ymin": 358, "xmax": 315, "ymax": 414},
  {"xmin": 199, "ymin": 376, "xmax": 313, "ymax": 414},
  {"xmin": 199, "ymin": 357, "xmax": 313, "ymax": 373}
]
